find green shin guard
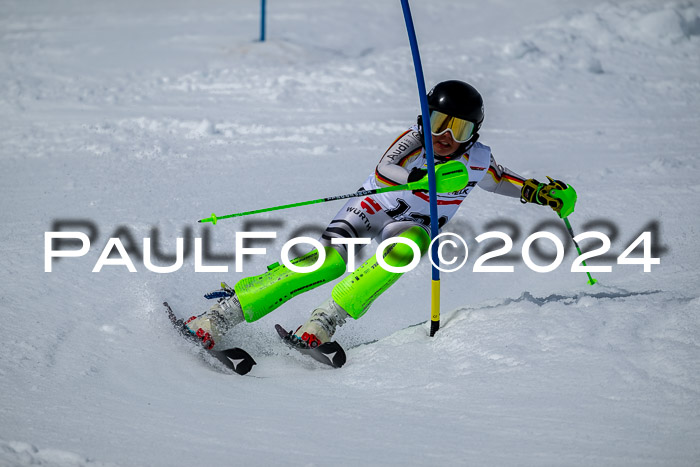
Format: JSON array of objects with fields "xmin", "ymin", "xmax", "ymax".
[
  {"xmin": 235, "ymin": 247, "xmax": 346, "ymax": 323},
  {"xmin": 332, "ymin": 226, "xmax": 430, "ymax": 319}
]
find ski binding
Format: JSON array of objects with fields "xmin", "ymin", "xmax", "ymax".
[
  {"xmin": 275, "ymin": 324, "xmax": 346, "ymax": 368},
  {"xmin": 163, "ymin": 301, "xmax": 256, "ymax": 376}
]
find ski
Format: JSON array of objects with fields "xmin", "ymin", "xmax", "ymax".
[
  {"xmin": 163, "ymin": 301, "xmax": 256, "ymax": 376},
  {"xmin": 275, "ymin": 324, "xmax": 346, "ymax": 368}
]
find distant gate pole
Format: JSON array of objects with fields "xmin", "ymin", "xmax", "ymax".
[{"xmin": 260, "ymin": 0, "xmax": 267, "ymax": 42}]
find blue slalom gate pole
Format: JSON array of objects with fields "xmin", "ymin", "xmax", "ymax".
[
  {"xmin": 260, "ymin": 0, "xmax": 266, "ymax": 42},
  {"xmin": 400, "ymin": 0, "xmax": 441, "ymax": 336}
]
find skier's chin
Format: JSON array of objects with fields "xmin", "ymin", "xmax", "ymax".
[{"xmin": 433, "ymin": 143, "xmax": 455, "ymax": 157}]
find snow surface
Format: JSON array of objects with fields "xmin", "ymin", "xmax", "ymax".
[{"xmin": 2, "ymin": 0, "xmax": 700, "ymax": 465}]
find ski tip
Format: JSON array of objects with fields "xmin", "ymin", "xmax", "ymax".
[
  {"xmin": 274, "ymin": 324, "xmax": 290, "ymax": 339},
  {"xmin": 162, "ymin": 301, "xmax": 179, "ymax": 325}
]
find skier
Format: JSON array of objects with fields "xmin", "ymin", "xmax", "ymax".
[{"xmin": 184, "ymin": 80, "xmax": 577, "ymax": 351}]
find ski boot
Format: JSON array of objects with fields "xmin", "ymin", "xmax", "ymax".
[
  {"xmin": 292, "ymin": 298, "xmax": 348, "ymax": 349},
  {"xmin": 184, "ymin": 283, "xmax": 245, "ymax": 350}
]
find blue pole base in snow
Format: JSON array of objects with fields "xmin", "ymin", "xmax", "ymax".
[{"xmin": 260, "ymin": 0, "xmax": 266, "ymax": 42}]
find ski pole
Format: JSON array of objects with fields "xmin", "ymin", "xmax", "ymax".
[
  {"xmin": 562, "ymin": 216, "xmax": 598, "ymax": 285},
  {"xmin": 199, "ymin": 160, "xmax": 468, "ymax": 224},
  {"xmin": 199, "ymin": 184, "xmax": 411, "ymax": 224}
]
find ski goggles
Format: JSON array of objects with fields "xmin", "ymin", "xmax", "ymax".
[{"xmin": 429, "ymin": 110, "xmax": 476, "ymax": 143}]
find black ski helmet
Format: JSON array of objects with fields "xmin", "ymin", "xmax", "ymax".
[
  {"xmin": 424, "ymin": 80, "xmax": 484, "ymax": 153},
  {"xmin": 428, "ymin": 80, "xmax": 484, "ymax": 128}
]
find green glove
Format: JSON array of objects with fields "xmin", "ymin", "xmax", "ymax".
[{"xmin": 521, "ymin": 176, "xmax": 577, "ymax": 218}]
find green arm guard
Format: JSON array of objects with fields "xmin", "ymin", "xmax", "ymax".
[{"xmin": 406, "ymin": 160, "xmax": 470, "ymax": 193}]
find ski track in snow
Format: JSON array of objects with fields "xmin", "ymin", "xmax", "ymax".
[{"xmin": 1, "ymin": 0, "xmax": 700, "ymax": 465}]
